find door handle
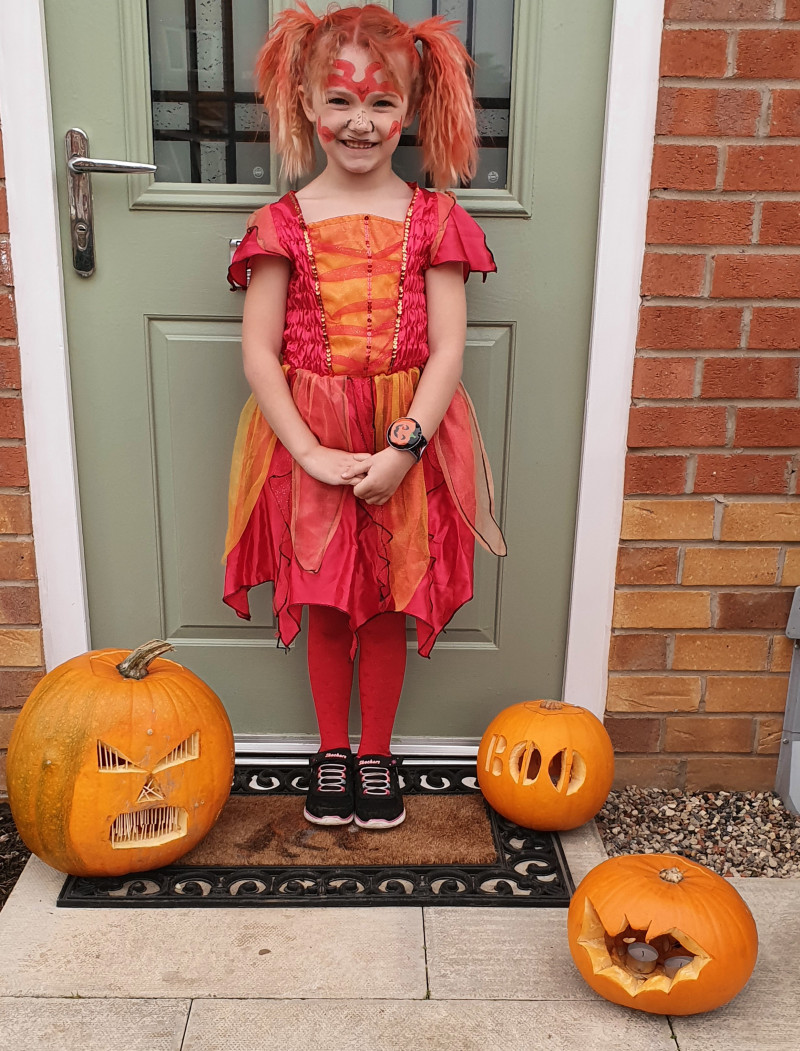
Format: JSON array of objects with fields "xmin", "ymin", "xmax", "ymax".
[{"xmin": 65, "ymin": 128, "xmax": 157, "ymax": 278}]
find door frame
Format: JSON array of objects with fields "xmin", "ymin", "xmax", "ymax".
[{"xmin": 0, "ymin": 0, "xmax": 664, "ymax": 721}]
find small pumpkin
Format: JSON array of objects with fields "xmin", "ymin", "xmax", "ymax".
[
  {"xmin": 567, "ymin": 853, "xmax": 758, "ymax": 1015},
  {"xmin": 7, "ymin": 640, "xmax": 235, "ymax": 877},
  {"xmin": 477, "ymin": 700, "xmax": 614, "ymax": 830}
]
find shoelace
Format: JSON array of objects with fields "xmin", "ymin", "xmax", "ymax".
[
  {"xmin": 358, "ymin": 764, "xmax": 392, "ymax": 796},
  {"xmin": 313, "ymin": 760, "xmax": 348, "ymax": 794}
]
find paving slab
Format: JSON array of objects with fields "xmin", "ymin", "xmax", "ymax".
[
  {"xmin": 0, "ymin": 998, "xmax": 190, "ymax": 1051},
  {"xmin": 670, "ymin": 877, "xmax": 800, "ymax": 1051},
  {"xmin": 558, "ymin": 821, "xmax": 607, "ymax": 885},
  {"xmin": 182, "ymin": 997, "xmax": 675, "ymax": 1051},
  {"xmin": 0, "ymin": 857, "xmax": 427, "ymax": 999},
  {"xmin": 424, "ymin": 906, "xmax": 591, "ymax": 1000}
]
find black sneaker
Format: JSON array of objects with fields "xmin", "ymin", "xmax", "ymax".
[
  {"xmin": 303, "ymin": 749, "xmax": 354, "ymax": 826},
  {"xmin": 354, "ymin": 754, "xmax": 405, "ymax": 829}
]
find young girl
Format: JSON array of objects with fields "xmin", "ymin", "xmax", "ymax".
[{"xmin": 223, "ymin": 2, "xmax": 505, "ymax": 830}]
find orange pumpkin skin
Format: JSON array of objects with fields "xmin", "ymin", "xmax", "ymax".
[
  {"xmin": 6, "ymin": 645, "xmax": 235, "ymax": 877},
  {"xmin": 567, "ymin": 853, "xmax": 758, "ymax": 1015},
  {"xmin": 477, "ymin": 700, "xmax": 614, "ymax": 830}
]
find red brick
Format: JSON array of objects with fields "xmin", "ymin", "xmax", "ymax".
[
  {"xmin": 760, "ymin": 202, "xmax": 800, "ymax": 245},
  {"xmin": 750, "ymin": 308, "xmax": 800, "ymax": 348},
  {"xmin": 613, "ymin": 757, "xmax": 684, "ymax": 790},
  {"xmin": 0, "ymin": 448, "xmax": 28, "ymax": 488},
  {"xmin": 694, "ymin": 454, "xmax": 791, "ymax": 493},
  {"xmin": 770, "ymin": 90, "xmax": 800, "ymax": 137},
  {"xmin": 666, "ymin": 0, "xmax": 774, "ymax": 16},
  {"xmin": 646, "ymin": 200, "xmax": 753, "ymax": 246},
  {"xmin": 632, "ymin": 357, "xmax": 696, "ymax": 399},
  {"xmin": 616, "ymin": 546, "xmax": 679, "ymax": 585},
  {"xmin": 712, "ymin": 254, "xmax": 800, "ymax": 298},
  {"xmin": 685, "ymin": 756, "xmax": 777, "ymax": 791},
  {"xmin": 657, "ymin": 87, "xmax": 761, "ymax": 137},
  {"xmin": 0, "ymin": 127, "xmax": 5, "ymax": 179},
  {"xmin": 735, "ymin": 407, "xmax": 800, "ymax": 446},
  {"xmin": 628, "ymin": 406, "xmax": 726, "ymax": 448},
  {"xmin": 788, "ymin": 0, "xmax": 800, "ymax": 19},
  {"xmin": 726, "ymin": 146, "xmax": 800, "ymax": 191},
  {"xmin": 664, "ymin": 716, "xmax": 753, "ymax": 753},
  {"xmin": 0, "ymin": 495, "xmax": 32, "ymax": 534},
  {"xmin": 0, "ymin": 586, "xmax": 40, "ymax": 625},
  {"xmin": 651, "ymin": 145, "xmax": 718, "ymax": 191},
  {"xmin": 660, "ymin": 30, "xmax": 729, "ymax": 78},
  {"xmin": 736, "ymin": 31, "xmax": 800, "ymax": 79},
  {"xmin": 0, "ymin": 294, "xmax": 15, "ymax": 341},
  {"xmin": 0, "ymin": 399, "xmax": 23, "ymax": 440},
  {"xmin": 608, "ymin": 634, "xmax": 668, "ymax": 671},
  {"xmin": 625, "ymin": 454, "xmax": 688, "ymax": 495},
  {"xmin": 641, "ymin": 254, "xmax": 705, "ymax": 299},
  {"xmin": 605, "ymin": 715, "xmax": 662, "ymax": 754},
  {"xmin": 702, "ymin": 357, "xmax": 798, "ymax": 398},
  {"xmin": 0, "ymin": 541, "xmax": 35, "ymax": 580},
  {"xmin": 756, "ymin": 717, "xmax": 783, "ymax": 755},
  {"xmin": 0, "ymin": 239, "xmax": 11, "ymax": 286},
  {"xmin": 715, "ymin": 590, "xmax": 794, "ymax": 630},
  {"xmin": 0, "ymin": 669, "xmax": 45, "ymax": 709},
  {"xmin": 638, "ymin": 307, "xmax": 742, "ymax": 350},
  {"xmin": 0, "ymin": 348, "xmax": 20, "ymax": 391},
  {"xmin": 0, "ymin": 188, "xmax": 7, "ymax": 235}
]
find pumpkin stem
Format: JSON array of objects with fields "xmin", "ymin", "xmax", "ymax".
[
  {"xmin": 659, "ymin": 867, "xmax": 685, "ymax": 884},
  {"xmin": 116, "ymin": 639, "xmax": 175, "ymax": 681},
  {"xmin": 540, "ymin": 700, "xmax": 564, "ymax": 711}
]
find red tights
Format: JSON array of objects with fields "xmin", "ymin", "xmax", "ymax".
[{"xmin": 306, "ymin": 605, "xmax": 407, "ymax": 756}]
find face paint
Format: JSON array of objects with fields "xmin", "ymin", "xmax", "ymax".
[
  {"xmin": 326, "ymin": 60, "xmax": 400, "ymax": 103},
  {"xmin": 316, "ymin": 116, "xmax": 336, "ymax": 144},
  {"xmin": 388, "ymin": 120, "xmax": 402, "ymax": 140}
]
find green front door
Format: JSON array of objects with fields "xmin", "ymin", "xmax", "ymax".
[{"xmin": 45, "ymin": 0, "xmax": 612, "ymax": 738}]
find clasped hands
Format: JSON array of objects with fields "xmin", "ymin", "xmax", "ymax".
[{"xmin": 299, "ymin": 445, "xmax": 414, "ymax": 506}]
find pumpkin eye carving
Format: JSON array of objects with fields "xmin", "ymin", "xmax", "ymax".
[
  {"xmin": 153, "ymin": 731, "xmax": 200, "ymax": 772},
  {"xmin": 96, "ymin": 741, "xmax": 143, "ymax": 772}
]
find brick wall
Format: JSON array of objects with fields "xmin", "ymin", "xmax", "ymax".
[
  {"xmin": 607, "ymin": 0, "xmax": 800, "ymax": 792},
  {"xmin": 0, "ymin": 121, "xmax": 45, "ymax": 796}
]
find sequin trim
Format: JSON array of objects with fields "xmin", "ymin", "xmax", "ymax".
[{"xmin": 288, "ymin": 189, "xmax": 418, "ymax": 374}]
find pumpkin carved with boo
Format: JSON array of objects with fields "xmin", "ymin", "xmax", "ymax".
[
  {"xmin": 477, "ymin": 700, "xmax": 614, "ymax": 830},
  {"xmin": 6, "ymin": 640, "xmax": 235, "ymax": 877},
  {"xmin": 567, "ymin": 853, "xmax": 758, "ymax": 1015}
]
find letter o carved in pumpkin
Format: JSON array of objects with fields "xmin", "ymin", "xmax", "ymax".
[{"xmin": 477, "ymin": 700, "xmax": 614, "ymax": 831}]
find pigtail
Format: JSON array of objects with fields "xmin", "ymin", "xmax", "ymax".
[
  {"xmin": 255, "ymin": 2, "xmax": 320, "ymax": 181},
  {"xmin": 412, "ymin": 17, "xmax": 479, "ymax": 189}
]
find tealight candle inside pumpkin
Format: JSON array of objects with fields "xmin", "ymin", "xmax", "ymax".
[
  {"xmin": 664, "ymin": 955, "xmax": 694, "ymax": 979},
  {"xmin": 626, "ymin": 941, "xmax": 658, "ymax": 974}
]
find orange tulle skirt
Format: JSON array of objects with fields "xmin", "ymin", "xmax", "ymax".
[{"xmin": 223, "ymin": 367, "xmax": 505, "ymax": 656}]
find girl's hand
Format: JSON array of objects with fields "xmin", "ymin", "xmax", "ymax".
[
  {"xmin": 348, "ymin": 447, "xmax": 415, "ymax": 505},
  {"xmin": 300, "ymin": 446, "xmax": 370, "ymax": 487}
]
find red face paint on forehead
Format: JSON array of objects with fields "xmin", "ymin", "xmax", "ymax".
[{"xmin": 326, "ymin": 59, "xmax": 400, "ymax": 103}]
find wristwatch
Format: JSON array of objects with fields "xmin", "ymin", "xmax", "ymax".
[{"xmin": 386, "ymin": 417, "xmax": 428, "ymax": 462}]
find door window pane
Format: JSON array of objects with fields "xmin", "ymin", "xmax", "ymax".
[
  {"xmin": 394, "ymin": 0, "xmax": 514, "ymax": 189},
  {"xmin": 147, "ymin": 0, "xmax": 269, "ymax": 183}
]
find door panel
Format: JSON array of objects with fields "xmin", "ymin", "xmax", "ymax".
[{"xmin": 45, "ymin": 0, "xmax": 612, "ymax": 737}]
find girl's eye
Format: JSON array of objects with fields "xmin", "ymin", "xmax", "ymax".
[
  {"xmin": 374, "ymin": 99, "xmax": 396, "ymax": 108},
  {"xmin": 326, "ymin": 97, "xmax": 348, "ymax": 106}
]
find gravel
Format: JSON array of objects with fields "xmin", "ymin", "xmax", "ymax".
[
  {"xmin": 596, "ymin": 787, "xmax": 800, "ymax": 878},
  {"xmin": 0, "ymin": 802, "xmax": 31, "ymax": 911}
]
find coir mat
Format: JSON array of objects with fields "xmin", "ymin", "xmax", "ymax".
[{"xmin": 57, "ymin": 757, "xmax": 574, "ymax": 908}]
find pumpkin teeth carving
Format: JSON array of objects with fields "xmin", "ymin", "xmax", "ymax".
[
  {"xmin": 110, "ymin": 806, "xmax": 188, "ymax": 848},
  {"xmin": 153, "ymin": 731, "xmax": 200, "ymax": 772}
]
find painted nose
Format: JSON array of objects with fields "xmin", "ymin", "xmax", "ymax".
[{"xmin": 352, "ymin": 109, "xmax": 370, "ymax": 130}]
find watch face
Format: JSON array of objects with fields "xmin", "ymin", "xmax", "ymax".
[{"xmin": 388, "ymin": 417, "xmax": 421, "ymax": 448}]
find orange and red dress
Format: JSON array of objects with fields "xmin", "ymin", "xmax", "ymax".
[{"xmin": 223, "ymin": 184, "xmax": 506, "ymax": 656}]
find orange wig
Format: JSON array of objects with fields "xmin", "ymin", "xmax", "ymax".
[{"xmin": 255, "ymin": 2, "xmax": 478, "ymax": 188}]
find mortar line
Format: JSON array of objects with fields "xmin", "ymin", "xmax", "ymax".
[
  {"xmin": 421, "ymin": 907, "xmax": 431, "ymax": 999},
  {"xmin": 668, "ymin": 1014, "xmax": 682, "ymax": 1049},
  {"xmin": 179, "ymin": 999, "xmax": 194, "ymax": 1051}
]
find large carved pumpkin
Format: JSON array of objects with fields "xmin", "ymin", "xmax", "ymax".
[
  {"xmin": 7, "ymin": 640, "xmax": 235, "ymax": 877},
  {"xmin": 568, "ymin": 853, "xmax": 758, "ymax": 1015},
  {"xmin": 477, "ymin": 700, "xmax": 614, "ymax": 830}
]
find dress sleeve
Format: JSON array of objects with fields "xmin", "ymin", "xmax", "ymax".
[
  {"xmin": 429, "ymin": 194, "xmax": 497, "ymax": 282},
  {"xmin": 227, "ymin": 204, "xmax": 290, "ymax": 290}
]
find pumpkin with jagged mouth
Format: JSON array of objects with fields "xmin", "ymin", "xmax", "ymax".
[{"xmin": 567, "ymin": 853, "xmax": 758, "ymax": 1015}]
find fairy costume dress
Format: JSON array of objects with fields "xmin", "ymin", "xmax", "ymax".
[{"xmin": 223, "ymin": 184, "xmax": 506, "ymax": 656}]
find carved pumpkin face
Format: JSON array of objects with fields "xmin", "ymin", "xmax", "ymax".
[
  {"xmin": 567, "ymin": 854, "xmax": 758, "ymax": 1015},
  {"xmin": 7, "ymin": 642, "xmax": 235, "ymax": 877},
  {"xmin": 477, "ymin": 700, "xmax": 614, "ymax": 830}
]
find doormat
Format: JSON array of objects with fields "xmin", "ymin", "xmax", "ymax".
[{"xmin": 57, "ymin": 757, "xmax": 574, "ymax": 909}]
